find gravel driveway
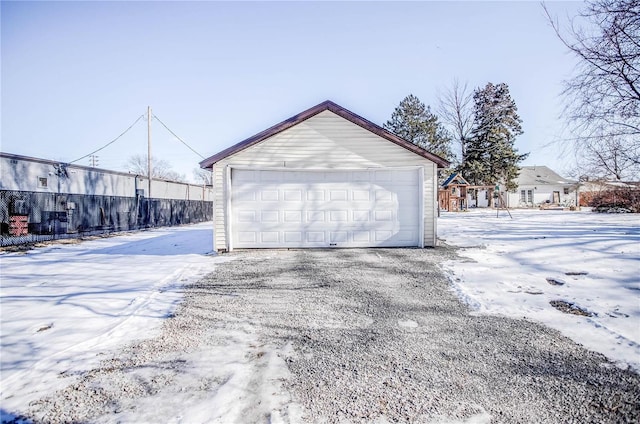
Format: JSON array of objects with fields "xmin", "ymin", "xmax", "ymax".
[{"xmin": 22, "ymin": 248, "xmax": 640, "ymax": 423}]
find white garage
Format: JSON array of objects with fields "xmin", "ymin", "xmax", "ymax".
[{"xmin": 200, "ymin": 101, "xmax": 449, "ymax": 251}]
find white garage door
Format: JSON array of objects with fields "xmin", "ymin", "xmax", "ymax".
[{"xmin": 230, "ymin": 169, "xmax": 422, "ymax": 248}]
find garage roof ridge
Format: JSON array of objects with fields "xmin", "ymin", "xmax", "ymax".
[{"xmin": 199, "ymin": 100, "xmax": 450, "ymax": 169}]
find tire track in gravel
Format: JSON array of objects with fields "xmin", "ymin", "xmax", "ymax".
[
  {"xmin": 16, "ymin": 248, "xmax": 640, "ymax": 423},
  {"xmin": 203, "ymin": 248, "xmax": 640, "ymax": 423}
]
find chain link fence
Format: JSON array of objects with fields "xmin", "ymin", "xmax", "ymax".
[{"xmin": 0, "ymin": 190, "xmax": 212, "ymax": 247}]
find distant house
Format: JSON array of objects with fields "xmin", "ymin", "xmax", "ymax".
[{"xmin": 505, "ymin": 166, "xmax": 578, "ymax": 208}]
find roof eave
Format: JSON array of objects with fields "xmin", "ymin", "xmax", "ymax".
[
  {"xmin": 200, "ymin": 100, "xmax": 450, "ymax": 169},
  {"xmin": 324, "ymin": 102, "xmax": 450, "ymax": 169},
  {"xmin": 199, "ymin": 101, "xmax": 334, "ymax": 169}
]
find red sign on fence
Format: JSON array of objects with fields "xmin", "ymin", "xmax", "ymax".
[{"xmin": 9, "ymin": 215, "xmax": 28, "ymax": 236}]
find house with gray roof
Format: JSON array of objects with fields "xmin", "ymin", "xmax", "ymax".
[{"xmin": 505, "ymin": 166, "xmax": 578, "ymax": 208}]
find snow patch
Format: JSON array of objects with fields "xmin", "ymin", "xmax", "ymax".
[
  {"xmin": 0, "ymin": 223, "xmax": 234, "ymax": 415},
  {"xmin": 398, "ymin": 319, "xmax": 418, "ymax": 328},
  {"xmin": 439, "ymin": 209, "xmax": 640, "ymax": 372}
]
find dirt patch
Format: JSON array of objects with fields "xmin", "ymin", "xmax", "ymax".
[{"xmin": 550, "ymin": 300, "xmax": 594, "ymax": 317}]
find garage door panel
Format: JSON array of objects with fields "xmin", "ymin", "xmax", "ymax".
[
  {"xmin": 284, "ymin": 190, "xmax": 302, "ymax": 201},
  {"xmin": 261, "ymin": 232, "xmax": 279, "ymax": 243},
  {"xmin": 307, "ymin": 190, "xmax": 325, "ymax": 201},
  {"xmin": 231, "ymin": 169, "xmax": 420, "ymax": 248},
  {"xmin": 261, "ymin": 210, "xmax": 279, "ymax": 222},
  {"xmin": 307, "ymin": 232, "xmax": 325, "ymax": 242},
  {"xmin": 237, "ymin": 210, "xmax": 257, "ymax": 223},
  {"xmin": 261, "ymin": 190, "xmax": 279, "ymax": 201},
  {"xmin": 307, "ymin": 211, "xmax": 325, "ymax": 222},
  {"xmin": 238, "ymin": 232, "xmax": 257, "ymax": 243},
  {"xmin": 353, "ymin": 231, "xmax": 371, "ymax": 242},
  {"xmin": 329, "ymin": 211, "xmax": 348, "ymax": 221},
  {"xmin": 374, "ymin": 210, "xmax": 393, "ymax": 221},
  {"xmin": 330, "ymin": 190, "xmax": 348, "ymax": 201},
  {"xmin": 284, "ymin": 211, "xmax": 302, "ymax": 222},
  {"xmin": 353, "ymin": 210, "xmax": 370, "ymax": 222},
  {"xmin": 284, "ymin": 232, "xmax": 302, "ymax": 243},
  {"xmin": 235, "ymin": 190, "xmax": 257, "ymax": 202},
  {"xmin": 352, "ymin": 190, "xmax": 370, "ymax": 201},
  {"xmin": 374, "ymin": 190, "xmax": 394, "ymax": 201},
  {"xmin": 330, "ymin": 231, "xmax": 348, "ymax": 243},
  {"xmin": 375, "ymin": 230, "xmax": 393, "ymax": 241}
]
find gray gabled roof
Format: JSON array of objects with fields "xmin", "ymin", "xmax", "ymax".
[
  {"xmin": 199, "ymin": 100, "xmax": 450, "ymax": 169},
  {"xmin": 517, "ymin": 166, "xmax": 576, "ymax": 186}
]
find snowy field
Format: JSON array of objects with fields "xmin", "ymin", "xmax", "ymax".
[
  {"xmin": 0, "ymin": 223, "xmax": 233, "ymax": 420},
  {"xmin": 439, "ymin": 209, "xmax": 640, "ymax": 372},
  {"xmin": 1, "ymin": 211, "xmax": 639, "ymax": 422}
]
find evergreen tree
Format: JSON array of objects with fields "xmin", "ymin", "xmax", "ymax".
[
  {"xmin": 384, "ymin": 94, "xmax": 453, "ymax": 161},
  {"xmin": 461, "ymin": 83, "xmax": 528, "ymax": 193}
]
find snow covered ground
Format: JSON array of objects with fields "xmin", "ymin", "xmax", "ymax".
[
  {"xmin": 2, "ymin": 211, "xmax": 639, "ymax": 422},
  {"xmin": 439, "ymin": 208, "xmax": 640, "ymax": 372},
  {"xmin": 0, "ymin": 223, "xmax": 233, "ymax": 420}
]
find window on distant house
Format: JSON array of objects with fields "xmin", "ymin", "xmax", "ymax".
[
  {"xmin": 38, "ymin": 177, "xmax": 48, "ymax": 188},
  {"xmin": 527, "ymin": 190, "xmax": 533, "ymax": 203},
  {"xmin": 564, "ymin": 187, "xmax": 570, "ymax": 195},
  {"xmin": 520, "ymin": 190, "xmax": 526, "ymax": 203}
]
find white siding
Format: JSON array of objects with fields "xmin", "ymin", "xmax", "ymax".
[
  {"xmin": 1, "ymin": 154, "xmax": 212, "ymax": 201},
  {"xmin": 0, "ymin": 155, "xmax": 136, "ymax": 196},
  {"xmin": 212, "ymin": 110, "xmax": 438, "ymax": 250},
  {"xmin": 466, "ymin": 190, "xmax": 490, "ymax": 208},
  {"xmin": 506, "ymin": 185, "xmax": 577, "ymax": 208}
]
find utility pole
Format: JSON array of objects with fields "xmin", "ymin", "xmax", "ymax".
[{"xmin": 147, "ymin": 106, "xmax": 152, "ymax": 198}]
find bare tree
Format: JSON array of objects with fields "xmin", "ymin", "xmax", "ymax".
[
  {"xmin": 582, "ymin": 136, "xmax": 639, "ymax": 180},
  {"xmin": 124, "ymin": 154, "xmax": 186, "ymax": 182},
  {"xmin": 193, "ymin": 168, "xmax": 212, "ymax": 185},
  {"xmin": 437, "ymin": 79, "xmax": 474, "ymax": 166},
  {"xmin": 544, "ymin": 0, "xmax": 640, "ymax": 180}
]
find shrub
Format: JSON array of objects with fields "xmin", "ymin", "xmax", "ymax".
[{"xmin": 588, "ymin": 188, "xmax": 640, "ymax": 213}]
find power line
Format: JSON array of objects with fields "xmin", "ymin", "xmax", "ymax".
[
  {"xmin": 70, "ymin": 114, "xmax": 145, "ymax": 164},
  {"xmin": 152, "ymin": 114, "xmax": 205, "ymax": 159}
]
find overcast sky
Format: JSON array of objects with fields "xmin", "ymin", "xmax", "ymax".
[{"xmin": 1, "ymin": 1, "xmax": 584, "ymax": 182}]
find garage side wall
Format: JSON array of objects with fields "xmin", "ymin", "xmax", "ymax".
[{"xmin": 212, "ymin": 111, "xmax": 438, "ymax": 250}]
